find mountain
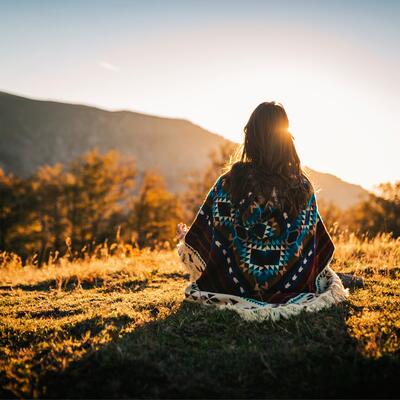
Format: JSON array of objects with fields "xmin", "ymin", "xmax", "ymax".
[
  {"xmin": 0, "ymin": 91, "xmax": 227, "ymax": 191},
  {"xmin": 306, "ymin": 168, "xmax": 368, "ymax": 209},
  {"xmin": 0, "ymin": 91, "xmax": 368, "ymax": 207}
]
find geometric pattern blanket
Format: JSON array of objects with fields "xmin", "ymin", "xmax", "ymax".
[{"xmin": 178, "ymin": 175, "xmax": 348, "ymax": 321}]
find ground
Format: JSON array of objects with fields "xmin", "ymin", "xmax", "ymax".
[{"xmin": 0, "ymin": 235, "xmax": 399, "ymax": 398}]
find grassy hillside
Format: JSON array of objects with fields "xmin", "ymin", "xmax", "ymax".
[
  {"xmin": 0, "ymin": 91, "xmax": 368, "ymax": 206},
  {"xmin": 0, "ymin": 235, "xmax": 399, "ymax": 398}
]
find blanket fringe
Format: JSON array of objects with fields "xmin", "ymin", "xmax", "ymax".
[
  {"xmin": 184, "ymin": 267, "xmax": 349, "ymax": 322},
  {"xmin": 177, "ymin": 240, "xmax": 206, "ymax": 280}
]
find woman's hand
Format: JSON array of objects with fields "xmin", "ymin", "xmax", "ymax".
[{"xmin": 177, "ymin": 222, "xmax": 188, "ymax": 241}]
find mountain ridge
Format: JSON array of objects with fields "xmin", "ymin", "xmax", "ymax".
[{"xmin": 0, "ymin": 90, "xmax": 368, "ymax": 208}]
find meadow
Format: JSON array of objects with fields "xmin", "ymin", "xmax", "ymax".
[{"xmin": 0, "ymin": 234, "xmax": 399, "ymax": 398}]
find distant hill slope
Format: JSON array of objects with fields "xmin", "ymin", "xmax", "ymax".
[
  {"xmin": 0, "ymin": 91, "xmax": 227, "ymax": 191},
  {"xmin": 306, "ymin": 168, "xmax": 368, "ymax": 209},
  {"xmin": 0, "ymin": 91, "xmax": 368, "ymax": 207}
]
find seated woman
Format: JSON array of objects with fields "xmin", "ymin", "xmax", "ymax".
[{"xmin": 177, "ymin": 101, "xmax": 349, "ymax": 321}]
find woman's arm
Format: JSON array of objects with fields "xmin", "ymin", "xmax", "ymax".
[
  {"xmin": 176, "ymin": 178, "xmax": 220, "ymax": 280},
  {"xmin": 176, "ymin": 222, "xmax": 188, "ymax": 241}
]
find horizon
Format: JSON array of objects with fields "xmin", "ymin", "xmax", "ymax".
[
  {"xmin": 0, "ymin": 88, "xmax": 372, "ymax": 192},
  {"xmin": 1, "ymin": 0, "xmax": 399, "ymax": 190}
]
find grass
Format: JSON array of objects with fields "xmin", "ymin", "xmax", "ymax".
[{"xmin": 0, "ymin": 235, "xmax": 399, "ymax": 398}]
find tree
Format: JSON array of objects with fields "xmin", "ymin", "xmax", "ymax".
[
  {"xmin": 351, "ymin": 181, "xmax": 400, "ymax": 238},
  {"xmin": 0, "ymin": 169, "xmax": 34, "ymax": 257},
  {"xmin": 131, "ymin": 171, "xmax": 183, "ymax": 248},
  {"xmin": 66, "ymin": 149, "xmax": 136, "ymax": 250},
  {"xmin": 316, "ymin": 198, "xmax": 349, "ymax": 236},
  {"xmin": 183, "ymin": 142, "xmax": 238, "ymax": 221},
  {"xmin": 0, "ymin": 150, "xmax": 137, "ymax": 262},
  {"xmin": 31, "ymin": 164, "xmax": 70, "ymax": 264}
]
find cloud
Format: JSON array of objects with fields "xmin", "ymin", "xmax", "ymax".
[{"xmin": 98, "ymin": 60, "xmax": 120, "ymax": 72}]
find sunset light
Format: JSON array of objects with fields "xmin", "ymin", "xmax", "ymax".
[
  {"xmin": 1, "ymin": 0, "xmax": 398, "ymax": 189},
  {"xmin": 1, "ymin": 2, "xmax": 399, "ymax": 398}
]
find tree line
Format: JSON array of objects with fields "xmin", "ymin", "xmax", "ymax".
[
  {"xmin": 0, "ymin": 146, "xmax": 398, "ymax": 264},
  {"xmin": 0, "ymin": 149, "xmax": 183, "ymax": 264}
]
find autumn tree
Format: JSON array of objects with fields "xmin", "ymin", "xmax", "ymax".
[
  {"xmin": 66, "ymin": 149, "xmax": 136, "ymax": 250},
  {"xmin": 131, "ymin": 171, "xmax": 183, "ymax": 248},
  {"xmin": 183, "ymin": 142, "xmax": 238, "ymax": 221},
  {"xmin": 0, "ymin": 169, "xmax": 34, "ymax": 256},
  {"xmin": 31, "ymin": 164, "xmax": 70, "ymax": 264},
  {"xmin": 0, "ymin": 150, "xmax": 136, "ymax": 261},
  {"xmin": 316, "ymin": 198, "xmax": 350, "ymax": 236},
  {"xmin": 350, "ymin": 181, "xmax": 400, "ymax": 238}
]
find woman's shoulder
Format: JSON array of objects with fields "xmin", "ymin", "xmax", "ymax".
[
  {"xmin": 292, "ymin": 171, "xmax": 314, "ymax": 193},
  {"xmin": 217, "ymin": 162, "xmax": 251, "ymax": 188},
  {"xmin": 210, "ymin": 173, "xmax": 228, "ymax": 195},
  {"xmin": 301, "ymin": 174, "xmax": 313, "ymax": 189}
]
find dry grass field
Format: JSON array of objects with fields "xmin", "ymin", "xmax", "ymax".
[{"xmin": 0, "ymin": 235, "xmax": 399, "ymax": 398}]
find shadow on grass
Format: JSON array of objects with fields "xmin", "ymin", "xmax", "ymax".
[
  {"xmin": 9, "ymin": 280, "xmax": 62, "ymax": 292},
  {"xmin": 15, "ymin": 308, "xmax": 83, "ymax": 319},
  {"xmin": 159, "ymin": 272, "xmax": 190, "ymax": 280},
  {"xmin": 65, "ymin": 315, "xmax": 135, "ymax": 340},
  {"xmin": 9, "ymin": 277, "xmax": 153, "ymax": 293},
  {"xmin": 99, "ymin": 278, "xmax": 155, "ymax": 293},
  {"xmin": 40, "ymin": 302, "xmax": 399, "ymax": 399}
]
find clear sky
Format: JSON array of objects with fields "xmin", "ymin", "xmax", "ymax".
[{"xmin": 1, "ymin": 0, "xmax": 399, "ymax": 190}]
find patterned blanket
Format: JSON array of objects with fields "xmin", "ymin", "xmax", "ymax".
[{"xmin": 178, "ymin": 175, "xmax": 348, "ymax": 321}]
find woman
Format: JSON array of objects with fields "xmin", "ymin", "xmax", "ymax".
[{"xmin": 177, "ymin": 101, "xmax": 349, "ymax": 321}]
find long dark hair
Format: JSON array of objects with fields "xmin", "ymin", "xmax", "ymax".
[{"xmin": 224, "ymin": 101, "xmax": 312, "ymax": 217}]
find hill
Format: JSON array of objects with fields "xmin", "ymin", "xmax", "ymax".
[
  {"xmin": 0, "ymin": 91, "xmax": 368, "ymax": 207},
  {"xmin": 307, "ymin": 168, "xmax": 368, "ymax": 209},
  {"xmin": 0, "ymin": 235, "xmax": 399, "ymax": 398},
  {"xmin": 0, "ymin": 91, "xmax": 227, "ymax": 191}
]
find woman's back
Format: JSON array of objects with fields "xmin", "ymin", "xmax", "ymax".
[
  {"xmin": 181, "ymin": 171, "xmax": 334, "ymax": 302},
  {"xmin": 177, "ymin": 102, "xmax": 348, "ymax": 321}
]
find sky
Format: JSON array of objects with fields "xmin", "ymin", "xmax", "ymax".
[{"xmin": 0, "ymin": 0, "xmax": 399, "ymax": 190}]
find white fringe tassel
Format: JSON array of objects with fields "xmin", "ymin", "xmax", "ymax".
[
  {"xmin": 177, "ymin": 239, "xmax": 349, "ymax": 322},
  {"xmin": 229, "ymin": 268, "xmax": 349, "ymax": 322},
  {"xmin": 177, "ymin": 240, "xmax": 206, "ymax": 281},
  {"xmin": 183, "ymin": 266, "xmax": 349, "ymax": 322}
]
